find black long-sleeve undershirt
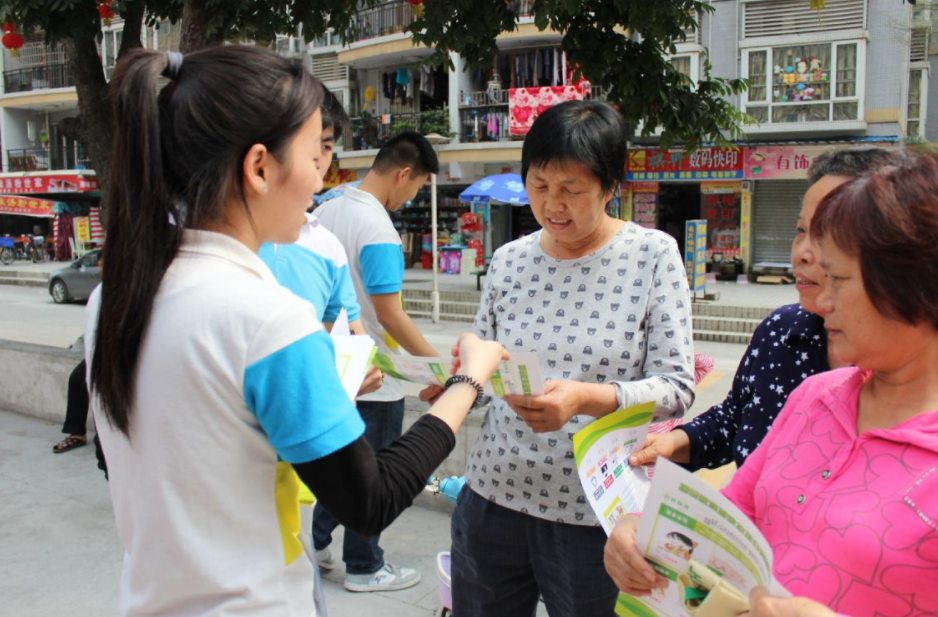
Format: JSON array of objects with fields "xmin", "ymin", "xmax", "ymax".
[{"xmin": 293, "ymin": 414, "xmax": 456, "ymax": 536}]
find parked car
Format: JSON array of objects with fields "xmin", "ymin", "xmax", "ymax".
[{"xmin": 49, "ymin": 249, "xmax": 101, "ymax": 304}]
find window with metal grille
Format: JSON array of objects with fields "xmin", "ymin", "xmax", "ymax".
[
  {"xmin": 907, "ymin": 68, "xmax": 926, "ymax": 137},
  {"xmin": 910, "ymin": 28, "xmax": 929, "ymax": 63},
  {"xmin": 742, "ymin": 0, "xmax": 866, "ymax": 39}
]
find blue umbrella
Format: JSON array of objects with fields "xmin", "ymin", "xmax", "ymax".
[
  {"xmin": 459, "ymin": 173, "xmax": 528, "ymax": 205},
  {"xmin": 314, "ymin": 180, "xmax": 361, "ymax": 205}
]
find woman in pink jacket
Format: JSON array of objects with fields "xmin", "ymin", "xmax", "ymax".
[{"xmin": 604, "ymin": 149, "xmax": 938, "ymax": 617}]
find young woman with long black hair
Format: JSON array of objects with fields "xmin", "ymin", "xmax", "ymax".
[{"xmin": 87, "ymin": 45, "xmax": 506, "ymax": 617}]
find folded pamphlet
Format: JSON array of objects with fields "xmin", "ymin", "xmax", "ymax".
[
  {"xmin": 372, "ymin": 351, "xmax": 545, "ymax": 397},
  {"xmin": 619, "ymin": 459, "xmax": 789, "ymax": 617},
  {"xmin": 331, "ymin": 334, "xmax": 378, "ymax": 402},
  {"xmin": 572, "ymin": 402, "xmax": 656, "ymax": 534}
]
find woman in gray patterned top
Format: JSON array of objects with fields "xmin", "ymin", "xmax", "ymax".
[{"xmin": 450, "ymin": 100, "xmax": 695, "ymax": 617}]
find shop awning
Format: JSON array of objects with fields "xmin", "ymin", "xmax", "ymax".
[{"xmin": 0, "ymin": 195, "xmax": 61, "ymax": 218}]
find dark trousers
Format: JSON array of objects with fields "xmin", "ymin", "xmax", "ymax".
[
  {"xmin": 63, "ymin": 359, "xmax": 109, "ymax": 479},
  {"xmin": 62, "ymin": 360, "xmax": 89, "ymax": 435},
  {"xmin": 312, "ymin": 398, "xmax": 405, "ymax": 575},
  {"xmin": 451, "ymin": 486, "xmax": 619, "ymax": 617}
]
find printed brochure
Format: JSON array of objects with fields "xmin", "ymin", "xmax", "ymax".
[
  {"xmin": 572, "ymin": 402, "xmax": 656, "ymax": 535},
  {"xmin": 616, "ymin": 458, "xmax": 789, "ymax": 617},
  {"xmin": 331, "ymin": 334, "xmax": 378, "ymax": 402},
  {"xmin": 372, "ymin": 351, "xmax": 545, "ymax": 397}
]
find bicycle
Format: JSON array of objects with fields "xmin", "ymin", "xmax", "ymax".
[{"xmin": 0, "ymin": 236, "xmax": 14, "ymax": 265}]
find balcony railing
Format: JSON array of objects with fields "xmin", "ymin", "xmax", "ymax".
[
  {"xmin": 458, "ymin": 85, "xmax": 605, "ymax": 143},
  {"xmin": 7, "ymin": 145, "xmax": 91, "ymax": 173},
  {"xmin": 508, "ymin": 0, "xmax": 536, "ymax": 17},
  {"xmin": 350, "ymin": 0, "xmax": 417, "ymax": 42},
  {"xmin": 3, "ymin": 63, "xmax": 74, "ymax": 94},
  {"xmin": 347, "ymin": 109, "xmax": 453, "ymax": 151}
]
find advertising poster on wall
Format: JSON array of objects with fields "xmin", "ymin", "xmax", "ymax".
[
  {"xmin": 684, "ymin": 220, "xmax": 707, "ymax": 295},
  {"xmin": 631, "ymin": 182, "xmax": 659, "ymax": 229},
  {"xmin": 700, "ymin": 182, "xmax": 741, "ymax": 260}
]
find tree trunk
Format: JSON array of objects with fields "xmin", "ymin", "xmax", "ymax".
[
  {"xmin": 180, "ymin": 1, "xmax": 226, "ymax": 53},
  {"xmin": 62, "ymin": 34, "xmax": 113, "ymax": 215},
  {"xmin": 61, "ymin": 2, "xmax": 146, "ymax": 223}
]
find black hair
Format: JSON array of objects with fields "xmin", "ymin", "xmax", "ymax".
[
  {"xmin": 371, "ymin": 130, "xmax": 440, "ymax": 176},
  {"xmin": 321, "ymin": 86, "xmax": 349, "ymax": 141},
  {"xmin": 807, "ymin": 147, "xmax": 898, "ymax": 185},
  {"xmin": 521, "ymin": 100, "xmax": 626, "ymax": 195},
  {"xmin": 93, "ymin": 46, "xmax": 323, "ymax": 436}
]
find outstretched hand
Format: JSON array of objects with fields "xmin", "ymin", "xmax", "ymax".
[
  {"xmin": 629, "ymin": 433, "xmax": 676, "ymax": 466},
  {"xmin": 357, "ymin": 366, "xmax": 384, "ymax": 397},
  {"xmin": 451, "ymin": 333, "xmax": 509, "ymax": 384}
]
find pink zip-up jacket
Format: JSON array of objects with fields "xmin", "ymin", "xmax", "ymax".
[{"xmin": 723, "ymin": 367, "xmax": 938, "ymax": 617}]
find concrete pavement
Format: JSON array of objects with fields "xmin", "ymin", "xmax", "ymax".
[
  {"xmin": 0, "ymin": 331, "xmax": 744, "ymax": 617},
  {"xmin": 1, "ymin": 260, "xmax": 752, "ymax": 616}
]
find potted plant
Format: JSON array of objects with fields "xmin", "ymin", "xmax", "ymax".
[{"xmin": 419, "ymin": 107, "xmax": 454, "ymax": 141}]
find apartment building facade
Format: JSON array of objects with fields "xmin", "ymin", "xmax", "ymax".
[
  {"xmin": 314, "ymin": 0, "xmax": 933, "ymax": 272},
  {"xmin": 0, "ymin": 1, "xmax": 930, "ymax": 268}
]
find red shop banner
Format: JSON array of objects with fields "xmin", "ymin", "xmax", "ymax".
[
  {"xmin": 0, "ymin": 173, "xmax": 99, "ymax": 194},
  {"xmin": 0, "ymin": 195, "xmax": 57, "ymax": 217},
  {"xmin": 627, "ymin": 148, "xmax": 743, "ymax": 181}
]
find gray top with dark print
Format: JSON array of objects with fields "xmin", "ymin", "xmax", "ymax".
[{"xmin": 466, "ymin": 223, "xmax": 695, "ymax": 525}]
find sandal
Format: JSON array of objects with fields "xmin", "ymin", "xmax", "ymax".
[{"xmin": 53, "ymin": 435, "xmax": 87, "ymax": 454}]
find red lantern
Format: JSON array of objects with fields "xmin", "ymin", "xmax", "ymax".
[
  {"xmin": 98, "ymin": 1, "xmax": 115, "ymax": 26},
  {"xmin": 406, "ymin": 0, "xmax": 423, "ymax": 5},
  {"xmin": 2, "ymin": 22, "xmax": 23, "ymax": 58}
]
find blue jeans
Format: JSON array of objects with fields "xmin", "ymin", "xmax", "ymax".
[
  {"xmin": 451, "ymin": 486, "xmax": 618, "ymax": 617},
  {"xmin": 312, "ymin": 398, "xmax": 405, "ymax": 575}
]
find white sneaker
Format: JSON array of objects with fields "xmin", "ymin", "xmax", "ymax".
[
  {"xmin": 316, "ymin": 548, "xmax": 337, "ymax": 572},
  {"xmin": 344, "ymin": 562, "xmax": 422, "ymax": 592}
]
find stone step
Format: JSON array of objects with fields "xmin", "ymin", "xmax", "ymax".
[
  {"xmin": 692, "ymin": 329, "xmax": 753, "ymax": 345},
  {"xmin": 0, "ymin": 268, "xmax": 48, "ymax": 280},
  {"xmin": 403, "ymin": 297, "xmax": 479, "ymax": 317},
  {"xmin": 402, "ymin": 288, "xmax": 481, "ymax": 304},
  {"xmin": 0, "ymin": 275, "xmax": 47, "ymax": 288},
  {"xmin": 689, "ymin": 302, "xmax": 773, "ymax": 321},
  {"xmin": 405, "ymin": 308, "xmax": 475, "ymax": 324},
  {"xmin": 692, "ymin": 315, "xmax": 764, "ymax": 335}
]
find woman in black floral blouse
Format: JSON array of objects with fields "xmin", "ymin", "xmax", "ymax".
[{"xmin": 628, "ymin": 147, "xmax": 897, "ymax": 471}]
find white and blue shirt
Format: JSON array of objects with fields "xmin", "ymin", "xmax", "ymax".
[
  {"xmin": 85, "ymin": 230, "xmax": 364, "ymax": 617},
  {"xmin": 259, "ymin": 213, "xmax": 361, "ymax": 335},
  {"xmin": 315, "ymin": 186, "xmax": 406, "ymax": 402}
]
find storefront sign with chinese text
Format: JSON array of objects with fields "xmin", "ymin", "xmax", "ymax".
[
  {"xmin": 75, "ymin": 217, "xmax": 91, "ymax": 242},
  {"xmin": 744, "ymin": 145, "xmax": 836, "ymax": 180},
  {"xmin": 0, "ymin": 195, "xmax": 57, "ymax": 217},
  {"xmin": 323, "ymin": 163, "xmax": 357, "ymax": 189},
  {"xmin": 0, "ymin": 173, "xmax": 99, "ymax": 194},
  {"xmin": 627, "ymin": 148, "xmax": 743, "ymax": 181}
]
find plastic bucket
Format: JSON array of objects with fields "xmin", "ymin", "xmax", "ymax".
[{"xmin": 436, "ymin": 551, "xmax": 452, "ymax": 609}]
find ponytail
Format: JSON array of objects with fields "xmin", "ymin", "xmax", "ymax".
[
  {"xmin": 92, "ymin": 50, "xmax": 182, "ymax": 436},
  {"xmin": 90, "ymin": 46, "xmax": 322, "ymax": 437}
]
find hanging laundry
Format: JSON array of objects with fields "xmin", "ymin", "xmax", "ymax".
[
  {"xmin": 508, "ymin": 84, "xmax": 586, "ymax": 136},
  {"xmin": 382, "ymin": 72, "xmax": 392, "ymax": 99}
]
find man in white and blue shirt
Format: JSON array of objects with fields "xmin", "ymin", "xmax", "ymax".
[{"xmin": 315, "ymin": 130, "xmax": 441, "ymax": 592}]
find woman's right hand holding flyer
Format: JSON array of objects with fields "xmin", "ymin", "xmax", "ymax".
[{"xmin": 604, "ymin": 515, "xmax": 669, "ymax": 596}]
